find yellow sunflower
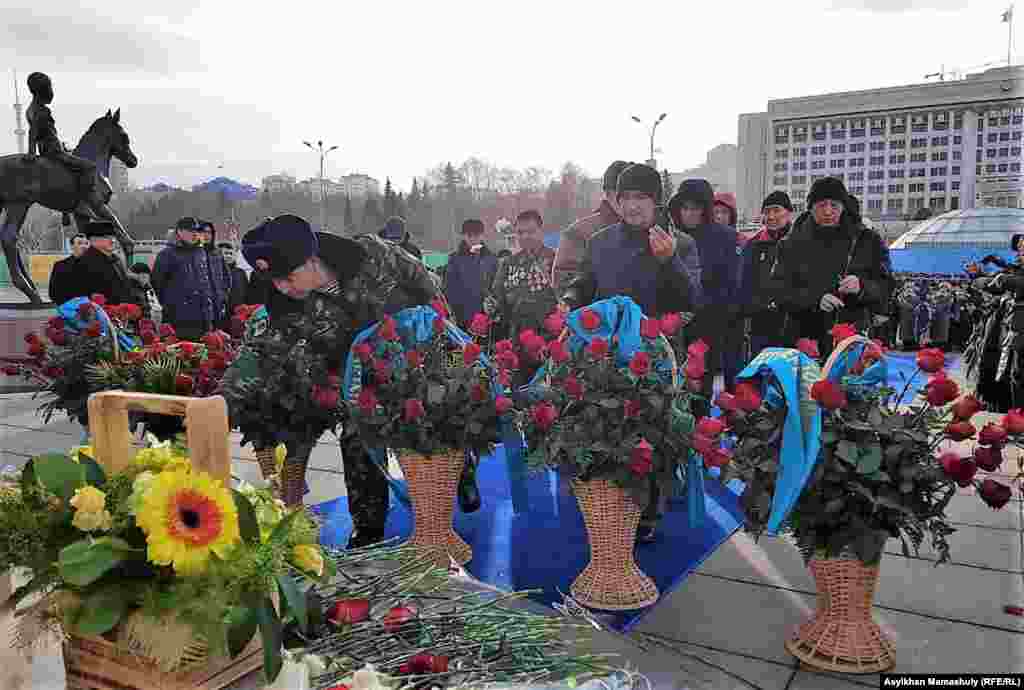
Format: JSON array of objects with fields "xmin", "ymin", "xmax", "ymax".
[{"xmin": 136, "ymin": 470, "xmax": 240, "ymax": 576}]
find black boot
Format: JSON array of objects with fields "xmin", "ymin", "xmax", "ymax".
[{"xmin": 458, "ymin": 451, "xmax": 481, "ymax": 513}]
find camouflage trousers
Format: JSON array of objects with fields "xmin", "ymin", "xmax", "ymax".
[{"xmin": 340, "ymin": 434, "xmax": 390, "ymax": 547}]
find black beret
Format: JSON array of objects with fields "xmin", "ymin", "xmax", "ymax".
[
  {"xmin": 84, "ymin": 220, "xmax": 118, "ymax": 238},
  {"xmin": 762, "ymin": 191, "xmax": 794, "ymax": 212},
  {"xmin": 242, "ymin": 214, "xmax": 318, "ymax": 278},
  {"xmin": 176, "ymin": 217, "xmax": 200, "ymax": 231},
  {"xmin": 807, "ymin": 176, "xmax": 849, "ymax": 208}
]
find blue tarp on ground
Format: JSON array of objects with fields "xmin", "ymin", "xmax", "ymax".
[{"xmin": 889, "ymin": 247, "xmax": 1015, "ymax": 275}]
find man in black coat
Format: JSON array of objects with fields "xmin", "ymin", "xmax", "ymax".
[
  {"xmin": 48, "ymin": 233, "xmax": 90, "ymax": 305},
  {"xmin": 69, "ymin": 220, "xmax": 136, "ymax": 305},
  {"xmin": 217, "ymin": 241, "xmax": 249, "ymax": 320},
  {"xmin": 738, "ymin": 191, "xmax": 794, "ymax": 359}
]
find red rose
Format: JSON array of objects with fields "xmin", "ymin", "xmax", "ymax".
[
  {"xmin": 463, "ymin": 342, "xmax": 482, "ymax": 365},
  {"xmin": 498, "ymin": 369, "xmax": 511, "ymax": 387},
  {"xmin": 640, "ymin": 318, "xmax": 662, "ymax": 339},
  {"xmin": 469, "ymin": 313, "xmax": 491, "ymax": 337},
  {"xmin": 979, "ymin": 479, "xmax": 1013, "ymax": 510},
  {"xmin": 24, "ymin": 332, "xmax": 40, "ymax": 345},
  {"xmin": 684, "ymin": 358, "xmax": 706, "ymax": 381},
  {"xmin": 230, "ymin": 317, "xmax": 245, "ymax": 338},
  {"xmin": 209, "ymin": 354, "xmax": 228, "ymax": 370},
  {"xmin": 939, "ymin": 452, "xmax": 977, "ymax": 487},
  {"xmin": 735, "ymin": 382, "xmax": 762, "ymax": 412},
  {"xmin": 78, "ymin": 302, "xmax": 94, "ymax": 319},
  {"xmin": 149, "ymin": 343, "xmax": 167, "ymax": 358},
  {"xmin": 811, "ymin": 380, "xmax": 847, "ymax": 410},
  {"xmin": 373, "ymin": 359, "xmax": 392, "ymax": 383},
  {"xmin": 952, "ymin": 395, "xmax": 983, "ymax": 421},
  {"xmin": 696, "ymin": 417, "xmax": 726, "ymax": 438},
  {"xmin": 356, "ymin": 388, "xmax": 378, "ymax": 413},
  {"xmin": 562, "ymin": 376, "xmax": 584, "ymax": 400},
  {"xmin": 979, "ymin": 422, "xmax": 1008, "ymax": 447},
  {"xmin": 691, "ymin": 433, "xmax": 718, "ymax": 456},
  {"xmin": 660, "ymin": 312, "xmax": 682, "ymax": 336},
  {"xmin": 139, "ymin": 319, "xmax": 156, "ymax": 333},
  {"xmin": 495, "ymin": 396, "xmax": 513, "ymax": 415},
  {"xmin": 495, "ymin": 339, "xmax": 514, "ymax": 354},
  {"xmin": 2, "ymin": 366, "xmax": 19, "ymax": 376},
  {"xmin": 354, "ymin": 343, "xmax": 373, "ymax": 363},
  {"xmin": 378, "ymin": 316, "xmax": 399, "ymax": 341},
  {"xmin": 549, "ymin": 340, "xmax": 570, "ymax": 364},
  {"xmin": 405, "ymin": 350, "xmax": 423, "ymax": 368},
  {"xmin": 974, "ymin": 445, "xmax": 1003, "ymax": 473},
  {"xmin": 141, "ymin": 331, "xmax": 156, "ymax": 346},
  {"xmin": 716, "ymin": 392, "xmax": 738, "ymax": 412},
  {"xmin": 624, "ymin": 399, "xmax": 642, "ymax": 418},
  {"xmin": 201, "ymin": 333, "xmax": 225, "ymax": 352},
  {"xmin": 544, "ymin": 311, "xmax": 566, "ymax": 337},
  {"xmin": 916, "ymin": 347, "xmax": 945, "ymax": 374},
  {"xmin": 90, "ymin": 293, "xmax": 107, "ymax": 306},
  {"xmin": 518, "ymin": 329, "xmax": 539, "ymax": 348},
  {"xmin": 704, "ymin": 447, "xmax": 733, "ymax": 469},
  {"xmin": 497, "ymin": 350, "xmax": 520, "ymax": 371},
  {"xmin": 47, "ymin": 317, "xmax": 64, "ymax": 331},
  {"xmin": 177, "ymin": 342, "xmax": 197, "ymax": 359},
  {"xmin": 629, "ymin": 351, "xmax": 651, "ymax": 377},
  {"xmin": 314, "ymin": 386, "xmax": 341, "ymax": 409},
  {"xmin": 403, "ymin": 399, "xmax": 426, "ymax": 422},
  {"xmin": 630, "ymin": 439, "xmax": 654, "ymax": 475},
  {"xmin": 687, "ymin": 339, "xmax": 710, "ymax": 359},
  {"xmin": 47, "ymin": 328, "xmax": 68, "ymax": 346},
  {"xmin": 430, "ymin": 299, "xmax": 449, "ymax": 320},
  {"xmin": 531, "ymin": 402, "xmax": 558, "ymax": 430},
  {"xmin": 175, "ymin": 374, "xmax": 194, "ymax": 394},
  {"xmin": 924, "ymin": 372, "xmax": 959, "ymax": 406},
  {"xmin": 830, "ymin": 323, "xmax": 857, "ymax": 344},
  {"xmin": 1002, "ymin": 408, "xmax": 1024, "ymax": 434},
  {"xmin": 327, "ymin": 598, "xmax": 371, "ymax": 625},
  {"xmin": 383, "ymin": 605, "xmax": 417, "ymax": 633},
  {"xmin": 586, "ymin": 337, "xmax": 609, "ymax": 359},
  {"xmin": 42, "ymin": 366, "xmax": 63, "ymax": 378},
  {"xmin": 121, "ymin": 304, "xmax": 143, "ymax": 321},
  {"xmin": 862, "ymin": 339, "xmax": 886, "ymax": 363},
  {"xmin": 83, "ymin": 323, "xmax": 102, "ymax": 339},
  {"xmin": 159, "ymin": 323, "xmax": 176, "ymax": 338},
  {"xmin": 945, "ymin": 420, "xmax": 977, "ymax": 441},
  {"xmin": 796, "ymin": 338, "xmax": 820, "ymax": 359},
  {"xmin": 432, "ymin": 317, "xmax": 445, "ymax": 335},
  {"xmin": 579, "ymin": 308, "xmax": 601, "ymax": 331},
  {"xmin": 686, "ymin": 376, "xmax": 704, "ymax": 393},
  {"xmin": 520, "ymin": 332, "xmax": 547, "ymax": 359}
]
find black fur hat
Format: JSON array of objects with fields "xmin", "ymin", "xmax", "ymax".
[
  {"xmin": 242, "ymin": 214, "xmax": 318, "ymax": 278},
  {"xmin": 616, "ymin": 163, "xmax": 662, "ymax": 203}
]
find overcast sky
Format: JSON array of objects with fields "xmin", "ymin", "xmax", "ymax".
[{"xmin": 1, "ymin": 0, "xmax": 1017, "ymax": 191}]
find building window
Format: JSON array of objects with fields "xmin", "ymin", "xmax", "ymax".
[
  {"xmin": 811, "ymin": 174, "xmax": 825, "ymax": 182},
  {"xmin": 910, "ymin": 168, "xmax": 926, "ymax": 177},
  {"xmin": 870, "ymin": 142, "xmax": 886, "ymax": 151},
  {"xmin": 850, "ymin": 186, "xmax": 865, "ymax": 195},
  {"xmin": 930, "ymin": 166, "xmax": 947, "ymax": 176},
  {"xmin": 978, "ymin": 135, "xmax": 985, "ymax": 147},
  {"xmin": 889, "ymin": 154, "xmax": 906, "ymax": 164},
  {"xmin": 1012, "ymin": 163, "xmax": 1022, "ymax": 173},
  {"xmin": 1013, "ymin": 131, "xmax": 1022, "ymax": 141},
  {"xmin": 813, "ymin": 130, "xmax": 826, "ymax": 141},
  {"xmin": 909, "ymin": 197, "xmax": 925, "ymax": 210},
  {"xmin": 793, "ymin": 161, "xmax": 807, "ymax": 170},
  {"xmin": 1001, "ymin": 132, "xmax": 1011, "ymax": 142},
  {"xmin": 930, "ymin": 181, "xmax": 946, "ymax": 192},
  {"xmin": 850, "ymin": 143, "xmax": 866, "ymax": 152},
  {"xmin": 910, "ymin": 152, "xmax": 927, "ymax": 163},
  {"xmin": 851, "ymin": 128, "xmax": 865, "ymax": 138},
  {"xmin": 832, "ymin": 130, "xmax": 846, "ymax": 139},
  {"xmin": 909, "ymin": 183, "xmax": 925, "ymax": 193},
  {"xmin": 951, "ymin": 197, "xmax": 960, "ymax": 209},
  {"xmin": 887, "ymin": 198, "xmax": 904, "ymax": 212},
  {"xmin": 977, "ymin": 165, "xmax": 983, "ymax": 175},
  {"xmin": 988, "ymin": 133, "xmax": 999, "ymax": 143},
  {"xmin": 848, "ymin": 172, "xmax": 865, "ymax": 181},
  {"xmin": 775, "ymin": 149, "xmax": 789, "ymax": 159},
  {"xmin": 868, "ymin": 185, "xmax": 885, "ymax": 195},
  {"xmin": 952, "ymin": 150, "xmax": 962, "ymax": 161},
  {"xmin": 889, "ymin": 169, "xmax": 905, "ymax": 178},
  {"xmin": 912, "ymin": 121, "xmax": 928, "ymax": 133},
  {"xmin": 931, "ymin": 136, "xmax": 949, "ymax": 146},
  {"xmin": 889, "ymin": 139, "xmax": 906, "ymax": 149},
  {"xmin": 871, "ymin": 126, "xmax": 885, "ymax": 136},
  {"xmin": 999, "ymin": 163, "xmax": 1009, "ymax": 172},
  {"xmin": 812, "ymin": 145, "xmax": 826, "ymax": 155},
  {"xmin": 830, "ymin": 144, "xmax": 846, "ymax": 154},
  {"xmin": 888, "ymin": 184, "xmax": 904, "ymax": 194},
  {"xmin": 773, "ymin": 176, "xmax": 787, "ymax": 186},
  {"xmin": 954, "ymin": 117, "xmax": 963, "ymax": 130},
  {"xmin": 1014, "ymin": 114, "xmax": 1023, "ymax": 125},
  {"xmin": 952, "ymin": 181, "xmax": 960, "ymax": 191},
  {"xmin": 930, "ymin": 198, "xmax": 946, "ymax": 211},
  {"xmin": 830, "ymin": 159, "xmax": 846, "ymax": 168},
  {"xmin": 793, "ymin": 133, "xmax": 807, "ymax": 142},
  {"xmin": 931, "ymin": 151, "xmax": 948, "ymax": 161},
  {"xmin": 951, "ymin": 165, "xmax": 961, "ymax": 176},
  {"xmin": 868, "ymin": 198, "xmax": 883, "ymax": 211},
  {"xmin": 869, "ymin": 155, "xmax": 885, "ymax": 165},
  {"xmin": 774, "ymin": 163, "xmax": 788, "ymax": 172},
  {"xmin": 868, "ymin": 170, "xmax": 885, "ymax": 180},
  {"xmin": 812, "ymin": 160, "xmax": 826, "ymax": 169},
  {"xmin": 791, "ymin": 175, "xmax": 807, "ymax": 184},
  {"xmin": 953, "ymin": 135, "xmax": 962, "ymax": 144},
  {"xmin": 1015, "ymin": 147, "xmax": 1023, "ymax": 157},
  {"xmin": 848, "ymin": 158, "xmax": 864, "ymax": 167},
  {"xmin": 987, "ymin": 163, "xmax": 997, "ymax": 172},
  {"xmin": 794, "ymin": 147, "xmax": 808, "ymax": 157},
  {"xmin": 1000, "ymin": 147, "xmax": 1010, "ymax": 157},
  {"xmin": 910, "ymin": 138, "xmax": 928, "ymax": 148},
  {"xmin": 988, "ymin": 148, "xmax": 998, "ymax": 158}
]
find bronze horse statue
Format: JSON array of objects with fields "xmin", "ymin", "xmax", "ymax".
[{"xmin": 0, "ymin": 109, "xmax": 138, "ymax": 303}]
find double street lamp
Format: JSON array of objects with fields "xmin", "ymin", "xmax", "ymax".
[
  {"xmin": 631, "ymin": 113, "xmax": 667, "ymax": 168},
  {"xmin": 304, "ymin": 140, "xmax": 339, "ymax": 232}
]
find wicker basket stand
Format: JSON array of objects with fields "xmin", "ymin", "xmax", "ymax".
[
  {"xmin": 570, "ymin": 479, "xmax": 659, "ymax": 611},
  {"xmin": 397, "ymin": 450, "xmax": 473, "ymax": 568}
]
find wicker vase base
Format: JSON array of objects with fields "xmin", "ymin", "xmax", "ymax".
[
  {"xmin": 785, "ymin": 558, "xmax": 896, "ymax": 674},
  {"xmin": 254, "ymin": 447, "xmax": 277, "ymax": 481},
  {"xmin": 280, "ymin": 457, "xmax": 308, "ymax": 508},
  {"xmin": 571, "ymin": 479, "xmax": 659, "ymax": 611},
  {"xmin": 398, "ymin": 451, "xmax": 472, "ymax": 568}
]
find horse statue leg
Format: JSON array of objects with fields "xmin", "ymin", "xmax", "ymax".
[{"xmin": 0, "ymin": 201, "xmax": 43, "ymax": 304}]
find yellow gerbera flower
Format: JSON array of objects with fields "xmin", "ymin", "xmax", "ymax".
[
  {"xmin": 136, "ymin": 470, "xmax": 240, "ymax": 576},
  {"xmin": 68, "ymin": 445, "xmax": 94, "ymax": 463}
]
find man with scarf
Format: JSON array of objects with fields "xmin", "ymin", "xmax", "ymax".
[
  {"xmin": 151, "ymin": 217, "xmax": 225, "ymax": 341},
  {"xmin": 239, "ymin": 214, "xmax": 445, "ymax": 547},
  {"xmin": 560, "ymin": 163, "xmax": 702, "ymax": 543},
  {"xmin": 738, "ymin": 191, "xmax": 794, "ymax": 359},
  {"xmin": 772, "ymin": 176, "xmax": 892, "ymax": 356}
]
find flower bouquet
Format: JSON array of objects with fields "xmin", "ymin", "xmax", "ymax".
[
  {"xmin": 516, "ymin": 301, "xmax": 704, "ymax": 611},
  {"xmin": 345, "ymin": 302, "xmax": 506, "ymax": 567},
  {"xmin": 219, "ymin": 304, "xmax": 348, "ymax": 506},
  {"xmin": 0, "ymin": 438, "xmax": 331, "ymax": 688},
  {"xmin": 722, "ymin": 328, "xmax": 1012, "ymax": 673}
]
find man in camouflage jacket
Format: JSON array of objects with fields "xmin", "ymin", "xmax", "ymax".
[{"xmin": 238, "ymin": 214, "xmax": 444, "ymax": 547}]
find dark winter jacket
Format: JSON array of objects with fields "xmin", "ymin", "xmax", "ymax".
[
  {"xmin": 443, "ymin": 241, "xmax": 499, "ymax": 326},
  {"xmin": 225, "ymin": 265, "xmax": 248, "ymax": 318},
  {"xmin": 377, "ymin": 227, "xmax": 422, "ymax": 259},
  {"xmin": 151, "ymin": 239, "xmax": 227, "ymax": 336},
  {"xmin": 48, "ymin": 255, "xmax": 79, "ymax": 306},
  {"xmin": 773, "ymin": 212, "xmax": 893, "ymax": 352},
  {"xmin": 484, "ymin": 246, "xmax": 558, "ymax": 334},
  {"xmin": 738, "ymin": 224, "xmax": 791, "ymax": 337},
  {"xmin": 69, "ymin": 248, "xmax": 135, "ymax": 306},
  {"xmin": 553, "ymin": 200, "xmax": 621, "ymax": 292},
  {"xmin": 561, "ymin": 222, "xmax": 703, "ymax": 317}
]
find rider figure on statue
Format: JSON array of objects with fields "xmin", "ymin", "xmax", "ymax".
[{"xmin": 25, "ymin": 72, "xmax": 95, "ymax": 219}]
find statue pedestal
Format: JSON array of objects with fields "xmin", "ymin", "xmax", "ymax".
[{"xmin": 0, "ymin": 302, "xmax": 55, "ymax": 394}]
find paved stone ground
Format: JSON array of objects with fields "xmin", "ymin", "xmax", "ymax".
[{"xmin": 0, "ymin": 377, "xmax": 1022, "ymax": 687}]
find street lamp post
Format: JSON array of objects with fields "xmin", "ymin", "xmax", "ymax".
[
  {"xmin": 631, "ymin": 113, "xmax": 667, "ymax": 169},
  {"xmin": 303, "ymin": 140, "xmax": 339, "ymax": 232}
]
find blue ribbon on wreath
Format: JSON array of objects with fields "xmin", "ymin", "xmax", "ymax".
[{"xmin": 57, "ymin": 297, "xmax": 136, "ymax": 351}]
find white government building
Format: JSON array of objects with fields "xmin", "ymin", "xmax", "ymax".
[{"xmin": 737, "ymin": 66, "xmax": 1024, "ymax": 223}]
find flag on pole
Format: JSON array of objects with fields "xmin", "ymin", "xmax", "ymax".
[{"xmin": 1004, "ymin": 5, "xmax": 1014, "ymax": 23}]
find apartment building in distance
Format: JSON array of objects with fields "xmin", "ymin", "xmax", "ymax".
[{"xmin": 737, "ymin": 66, "xmax": 1023, "ymax": 223}]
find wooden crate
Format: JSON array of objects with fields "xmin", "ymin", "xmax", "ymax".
[{"xmin": 62, "ymin": 391, "xmax": 262, "ymax": 690}]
